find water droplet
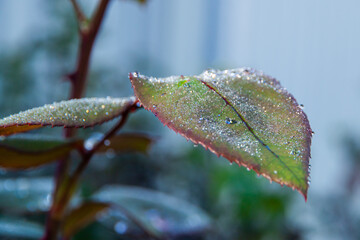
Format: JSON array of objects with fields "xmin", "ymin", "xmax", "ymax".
[
  {"xmin": 246, "ymin": 167, "xmax": 250, "ymax": 171},
  {"xmin": 104, "ymin": 140, "xmax": 111, "ymax": 146},
  {"xmin": 274, "ymin": 170, "xmax": 278, "ymax": 174},
  {"xmin": 193, "ymin": 144, "xmax": 198, "ymax": 147},
  {"xmin": 84, "ymin": 133, "xmax": 104, "ymax": 151},
  {"xmin": 114, "ymin": 221, "xmax": 128, "ymax": 234},
  {"xmin": 225, "ymin": 118, "xmax": 237, "ymax": 124}
]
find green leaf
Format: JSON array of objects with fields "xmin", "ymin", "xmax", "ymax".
[
  {"xmin": 0, "ymin": 135, "xmax": 82, "ymax": 169},
  {"xmin": 62, "ymin": 201, "xmax": 110, "ymax": 238},
  {"xmin": 130, "ymin": 68, "xmax": 312, "ymax": 199},
  {"xmin": 0, "ymin": 97, "xmax": 135, "ymax": 136},
  {"xmin": 96, "ymin": 133, "xmax": 155, "ymax": 154},
  {"xmin": 93, "ymin": 185, "xmax": 211, "ymax": 237}
]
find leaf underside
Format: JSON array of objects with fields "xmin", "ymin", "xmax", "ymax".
[
  {"xmin": 130, "ymin": 68, "xmax": 312, "ymax": 199},
  {"xmin": 0, "ymin": 97, "xmax": 135, "ymax": 136},
  {"xmin": 0, "ymin": 135, "xmax": 82, "ymax": 169},
  {"xmin": 62, "ymin": 201, "xmax": 110, "ymax": 238}
]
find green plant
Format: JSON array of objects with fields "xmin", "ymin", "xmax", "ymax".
[{"xmin": 0, "ymin": 1, "xmax": 312, "ymax": 239}]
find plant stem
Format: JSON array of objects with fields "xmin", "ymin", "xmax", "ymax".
[
  {"xmin": 74, "ymin": 102, "xmax": 137, "ymax": 178},
  {"xmin": 70, "ymin": 0, "xmax": 87, "ymax": 26},
  {"xmin": 43, "ymin": 1, "xmax": 112, "ymax": 239},
  {"xmin": 53, "ymin": 102, "xmax": 138, "ymax": 219},
  {"xmin": 69, "ymin": 0, "xmax": 110, "ymax": 99}
]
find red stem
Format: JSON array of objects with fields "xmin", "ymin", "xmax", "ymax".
[{"xmin": 42, "ymin": 1, "xmax": 112, "ymax": 239}]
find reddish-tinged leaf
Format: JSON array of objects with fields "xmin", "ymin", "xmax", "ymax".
[
  {"xmin": 62, "ymin": 201, "xmax": 110, "ymax": 238},
  {"xmin": 0, "ymin": 97, "xmax": 135, "ymax": 136},
  {"xmin": 130, "ymin": 68, "xmax": 312, "ymax": 199},
  {"xmin": 97, "ymin": 133, "xmax": 155, "ymax": 154},
  {"xmin": 0, "ymin": 135, "xmax": 82, "ymax": 169}
]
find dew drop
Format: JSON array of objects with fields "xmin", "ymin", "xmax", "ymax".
[
  {"xmin": 114, "ymin": 221, "xmax": 128, "ymax": 234},
  {"xmin": 225, "ymin": 118, "xmax": 237, "ymax": 124},
  {"xmin": 104, "ymin": 140, "xmax": 111, "ymax": 146},
  {"xmin": 274, "ymin": 170, "xmax": 278, "ymax": 174}
]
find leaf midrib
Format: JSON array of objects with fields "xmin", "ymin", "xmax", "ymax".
[{"xmin": 198, "ymin": 79, "xmax": 302, "ymax": 185}]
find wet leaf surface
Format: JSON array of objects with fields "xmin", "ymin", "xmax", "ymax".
[
  {"xmin": 0, "ymin": 97, "xmax": 135, "ymax": 136},
  {"xmin": 93, "ymin": 185, "xmax": 211, "ymax": 238},
  {"xmin": 0, "ymin": 135, "xmax": 82, "ymax": 169},
  {"xmin": 130, "ymin": 68, "xmax": 312, "ymax": 198},
  {"xmin": 62, "ymin": 201, "xmax": 110, "ymax": 238}
]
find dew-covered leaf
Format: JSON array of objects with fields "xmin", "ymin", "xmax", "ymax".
[
  {"xmin": 96, "ymin": 133, "xmax": 155, "ymax": 154},
  {"xmin": 0, "ymin": 97, "xmax": 136, "ymax": 136},
  {"xmin": 93, "ymin": 185, "xmax": 211, "ymax": 237},
  {"xmin": 0, "ymin": 216, "xmax": 43, "ymax": 239},
  {"xmin": 130, "ymin": 68, "xmax": 312, "ymax": 199},
  {"xmin": 0, "ymin": 135, "xmax": 82, "ymax": 169},
  {"xmin": 62, "ymin": 201, "xmax": 110, "ymax": 238}
]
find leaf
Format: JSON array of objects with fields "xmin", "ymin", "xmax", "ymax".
[
  {"xmin": 0, "ymin": 216, "xmax": 43, "ymax": 239},
  {"xmin": 93, "ymin": 185, "xmax": 211, "ymax": 237},
  {"xmin": 0, "ymin": 135, "xmax": 82, "ymax": 169},
  {"xmin": 62, "ymin": 201, "xmax": 110, "ymax": 238},
  {"xmin": 130, "ymin": 68, "xmax": 312, "ymax": 199},
  {"xmin": 0, "ymin": 97, "xmax": 136, "ymax": 136},
  {"xmin": 96, "ymin": 133, "xmax": 155, "ymax": 154},
  {"xmin": 0, "ymin": 177, "xmax": 80, "ymax": 213}
]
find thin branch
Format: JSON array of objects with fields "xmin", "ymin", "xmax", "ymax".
[
  {"xmin": 73, "ymin": 101, "xmax": 137, "ymax": 179},
  {"xmin": 70, "ymin": 0, "xmax": 87, "ymax": 26},
  {"xmin": 89, "ymin": 0, "xmax": 110, "ymax": 39},
  {"xmin": 43, "ymin": 1, "xmax": 113, "ymax": 239},
  {"xmin": 53, "ymin": 102, "xmax": 140, "ymax": 223},
  {"xmin": 69, "ymin": 0, "xmax": 111, "ymax": 99}
]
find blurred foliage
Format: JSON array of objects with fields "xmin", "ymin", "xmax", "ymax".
[{"xmin": 3, "ymin": 1, "xmax": 352, "ymax": 240}]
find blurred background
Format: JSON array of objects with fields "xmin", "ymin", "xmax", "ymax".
[{"xmin": 0, "ymin": 0, "xmax": 360, "ymax": 239}]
